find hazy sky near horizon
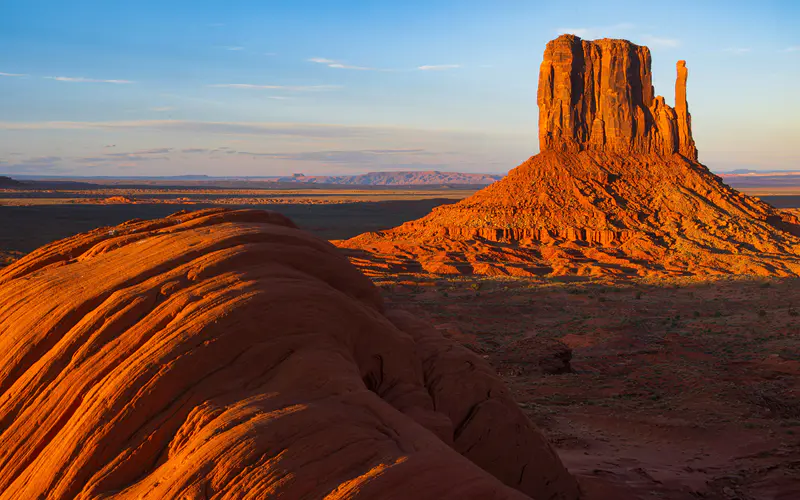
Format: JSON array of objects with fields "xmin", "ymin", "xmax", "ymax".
[{"xmin": 1, "ymin": 0, "xmax": 798, "ymax": 176}]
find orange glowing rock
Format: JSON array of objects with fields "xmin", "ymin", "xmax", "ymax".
[
  {"xmin": 338, "ymin": 35, "xmax": 800, "ymax": 278},
  {"xmin": 0, "ymin": 208, "xmax": 579, "ymax": 499}
]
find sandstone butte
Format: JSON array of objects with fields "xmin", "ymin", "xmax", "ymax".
[
  {"xmin": 338, "ymin": 35, "xmax": 800, "ymax": 278},
  {"xmin": 0, "ymin": 208, "xmax": 580, "ymax": 499}
]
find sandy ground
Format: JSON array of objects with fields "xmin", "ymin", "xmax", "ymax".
[{"xmin": 378, "ymin": 276, "xmax": 799, "ymax": 499}]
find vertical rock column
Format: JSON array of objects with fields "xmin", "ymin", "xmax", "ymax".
[{"xmin": 675, "ymin": 60, "xmax": 698, "ymax": 160}]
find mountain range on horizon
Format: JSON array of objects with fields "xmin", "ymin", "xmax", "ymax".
[{"xmin": 6, "ymin": 168, "xmax": 800, "ymax": 188}]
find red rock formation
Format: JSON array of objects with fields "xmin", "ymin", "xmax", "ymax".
[
  {"xmin": 538, "ymin": 35, "xmax": 697, "ymax": 160},
  {"xmin": 338, "ymin": 36, "xmax": 800, "ymax": 278},
  {"xmin": 0, "ymin": 208, "xmax": 579, "ymax": 499}
]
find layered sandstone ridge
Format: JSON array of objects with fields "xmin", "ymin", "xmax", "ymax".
[
  {"xmin": 0, "ymin": 208, "xmax": 579, "ymax": 499},
  {"xmin": 538, "ymin": 35, "xmax": 697, "ymax": 159}
]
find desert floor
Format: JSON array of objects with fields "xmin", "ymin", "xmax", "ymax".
[{"xmin": 1, "ymin": 184, "xmax": 798, "ymax": 499}]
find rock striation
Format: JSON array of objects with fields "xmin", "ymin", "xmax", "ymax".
[
  {"xmin": 338, "ymin": 35, "xmax": 800, "ymax": 278},
  {"xmin": 0, "ymin": 208, "xmax": 579, "ymax": 499},
  {"xmin": 538, "ymin": 35, "xmax": 697, "ymax": 159}
]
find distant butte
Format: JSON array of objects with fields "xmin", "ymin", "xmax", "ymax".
[{"xmin": 338, "ymin": 35, "xmax": 800, "ymax": 277}]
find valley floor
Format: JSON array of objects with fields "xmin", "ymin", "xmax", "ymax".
[{"xmin": 377, "ymin": 275, "xmax": 800, "ymax": 499}]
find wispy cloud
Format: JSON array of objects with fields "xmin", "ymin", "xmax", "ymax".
[
  {"xmin": 237, "ymin": 148, "xmax": 433, "ymax": 163},
  {"xmin": 118, "ymin": 148, "xmax": 172, "ymax": 155},
  {"xmin": 0, "ymin": 72, "xmax": 26, "ymax": 77},
  {"xmin": 309, "ymin": 58, "xmax": 463, "ymax": 72},
  {"xmin": 0, "ymin": 120, "xmax": 510, "ymax": 145},
  {"xmin": 555, "ymin": 23, "xmax": 635, "ymax": 39},
  {"xmin": 309, "ymin": 57, "xmax": 374, "ymax": 70},
  {"xmin": 182, "ymin": 148, "xmax": 210, "ymax": 154},
  {"xmin": 209, "ymin": 83, "xmax": 340, "ymax": 91},
  {"xmin": 417, "ymin": 64, "xmax": 460, "ymax": 71},
  {"xmin": 721, "ymin": 47, "xmax": 753, "ymax": 55},
  {"xmin": 76, "ymin": 148, "xmax": 173, "ymax": 165},
  {"xmin": 0, "ymin": 120, "xmax": 392, "ymax": 138},
  {"xmin": 150, "ymin": 106, "xmax": 175, "ymax": 112},
  {"xmin": 45, "ymin": 76, "xmax": 134, "ymax": 84},
  {"xmin": 1, "ymin": 156, "xmax": 64, "ymax": 172},
  {"xmin": 640, "ymin": 34, "xmax": 680, "ymax": 48},
  {"xmin": 221, "ymin": 46, "xmax": 244, "ymax": 51},
  {"xmin": 782, "ymin": 46, "xmax": 800, "ymax": 53}
]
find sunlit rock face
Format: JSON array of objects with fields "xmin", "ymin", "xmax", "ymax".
[
  {"xmin": 538, "ymin": 34, "xmax": 697, "ymax": 160},
  {"xmin": 0, "ymin": 208, "xmax": 579, "ymax": 500},
  {"xmin": 339, "ymin": 36, "xmax": 800, "ymax": 278}
]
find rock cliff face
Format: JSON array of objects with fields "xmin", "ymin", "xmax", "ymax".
[
  {"xmin": 0, "ymin": 208, "xmax": 579, "ymax": 499},
  {"xmin": 538, "ymin": 35, "xmax": 697, "ymax": 160},
  {"xmin": 338, "ymin": 36, "xmax": 800, "ymax": 278}
]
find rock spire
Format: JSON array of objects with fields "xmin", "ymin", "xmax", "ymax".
[{"xmin": 537, "ymin": 34, "xmax": 698, "ymax": 160}]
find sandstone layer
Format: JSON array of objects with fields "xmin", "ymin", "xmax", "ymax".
[
  {"xmin": 0, "ymin": 208, "xmax": 579, "ymax": 499},
  {"xmin": 338, "ymin": 35, "xmax": 800, "ymax": 278}
]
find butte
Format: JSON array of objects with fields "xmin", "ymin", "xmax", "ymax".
[{"xmin": 338, "ymin": 35, "xmax": 800, "ymax": 278}]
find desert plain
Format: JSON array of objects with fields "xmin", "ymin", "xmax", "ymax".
[{"xmin": 1, "ymin": 179, "xmax": 798, "ymax": 499}]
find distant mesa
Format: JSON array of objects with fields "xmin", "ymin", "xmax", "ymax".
[
  {"xmin": 0, "ymin": 176, "xmax": 22, "ymax": 188},
  {"xmin": 0, "ymin": 209, "xmax": 579, "ymax": 499},
  {"xmin": 339, "ymin": 35, "xmax": 800, "ymax": 277},
  {"xmin": 276, "ymin": 170, "xmax": 503, "ymax": 186}
]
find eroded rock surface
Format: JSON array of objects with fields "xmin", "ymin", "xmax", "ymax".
[{"xmin": 0, "ymin": 208, "xmax": 579, "ymax": 499}]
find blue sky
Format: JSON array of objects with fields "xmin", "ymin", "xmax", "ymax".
[{"xmin": 1, "ymin": 0, "xmax": 798, "ymax": 176}]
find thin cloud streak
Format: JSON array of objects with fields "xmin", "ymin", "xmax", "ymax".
[
  {"xmin": 236, "ymin": 148, "xmax": 436, "ymax": 163},
  {"xmin": 417, "ymin": 64, "xmax": 461, "ymax": 71},
  {"xmin": 45, "ymin": 76, "xmax": 134, "ymax": 84},
  {"xmin": 309, "ymin": 57, "xmax": 374, "ymax": 71},
  {"xmin": 0, "ymin": 120, "xmax": 522, "ymax": 143},
  {"xmin": 641, "ymin": 34, "xmax": 680, "ymax": 47},
  {"xmin": 555, "ymin": 23, "xmax": 635, "ymax": 39},
  {"xmin": 721, "ymin": 47, "xmax": 753, "ymax": 54},
  {"xmin": 0, "ymin": 72, "xmax": 27, "ymax": 77},
  {"xmin": 208, "ymin": 83, "xmax": 340, "ymax": 91}
]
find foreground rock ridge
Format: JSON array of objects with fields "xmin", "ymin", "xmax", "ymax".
[
  {"xmin": 0, "ymin": 208, "xmax": 579, "ymax": 499},
  {"xmin": 338, "ymin": 35, "xmax": 800, "ymax": 278},
  {"xmin": 538, "ymin": 35, "xmax": 696, "ymax": 159}
]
